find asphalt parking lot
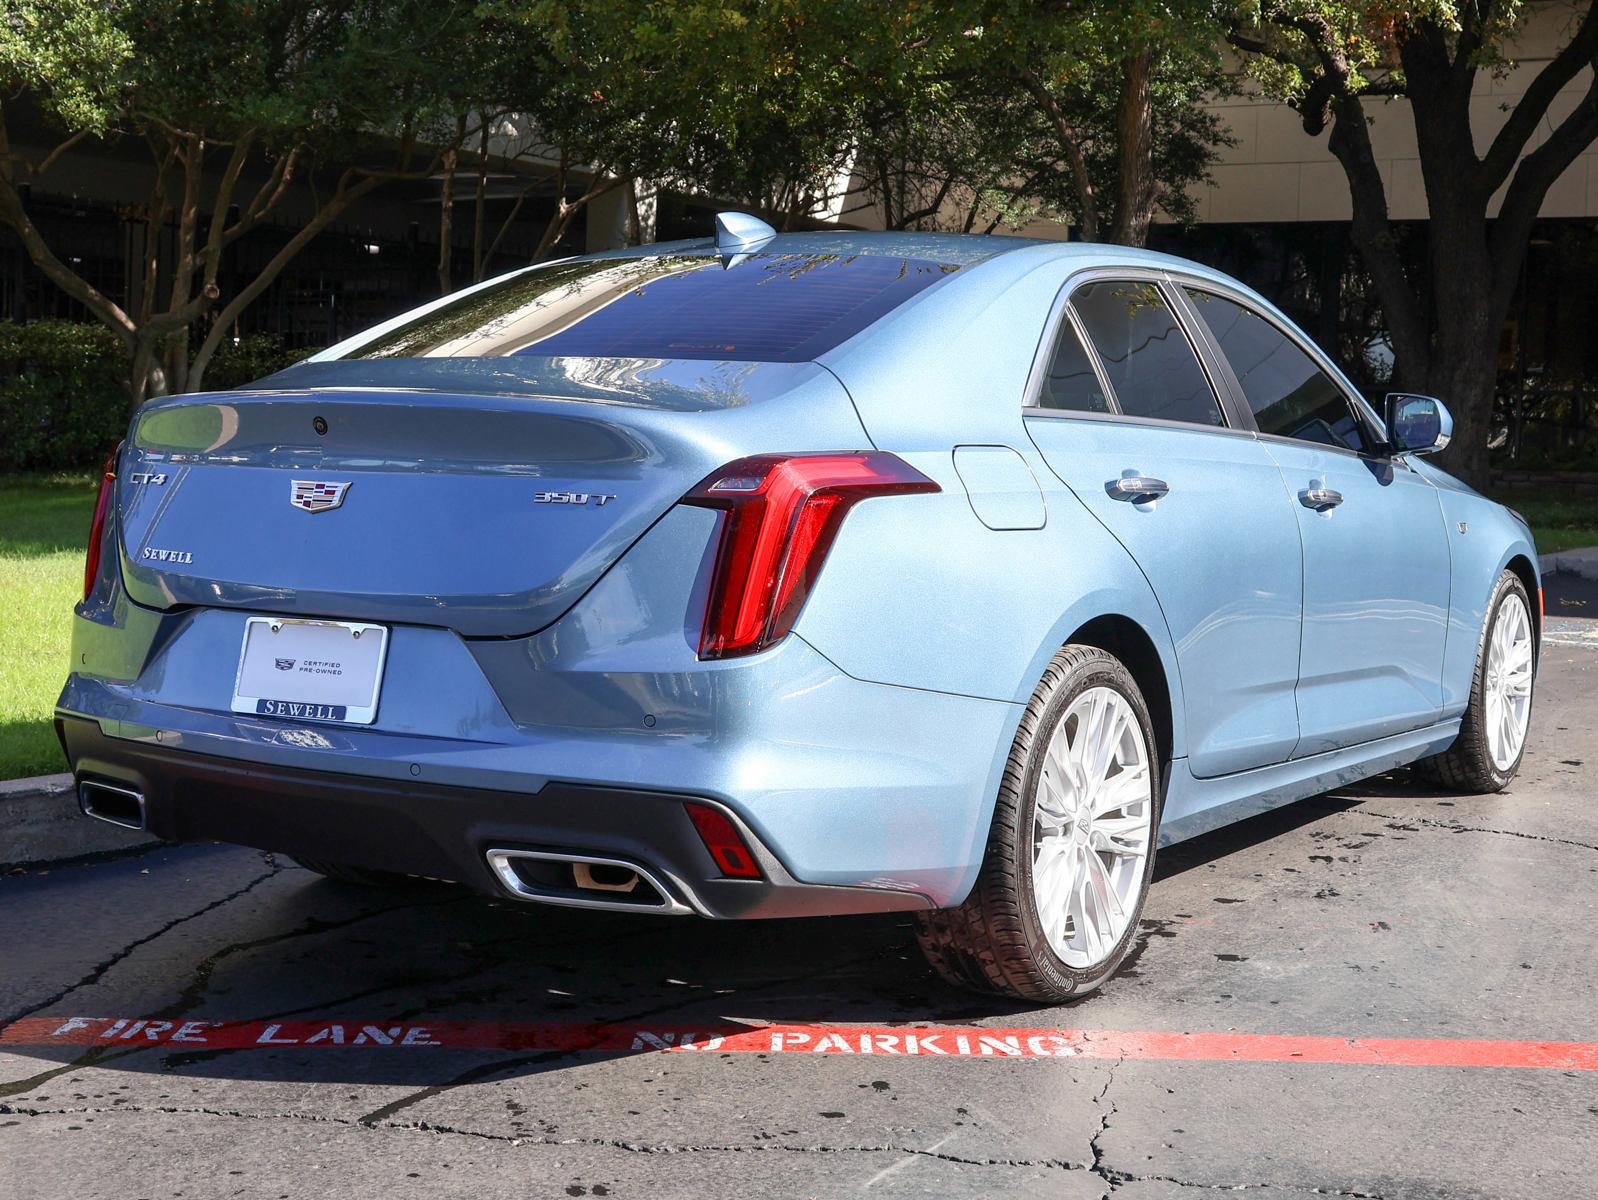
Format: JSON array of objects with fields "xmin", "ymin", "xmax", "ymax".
[{"xmin": 3, "ymin": 597, "xmax": 1595, "ymax": 1200}]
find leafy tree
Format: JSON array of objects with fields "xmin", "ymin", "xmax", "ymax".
[
  {"xmin": 1230, "ymin": 0, "xmax": 1598, "ymax": 487},
  {"xmin": 954, "ymin": 0, "xmax": 1233, "ymax": 244},
  {"xmin": 0, "ymin": 0, "xmax": 479, "ymax": 403},
  {"xmin": 619, "ymin": 0, "xmax": 894, "ymax": 228},
  {"xmin": 798, "ymin": 2, "xmax": 1232, "ymax": 243}
]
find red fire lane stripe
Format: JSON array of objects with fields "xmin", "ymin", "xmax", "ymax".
[{"xmin": 1, "ymin": 1017, "xmax": 1595, "ymax": 1070}]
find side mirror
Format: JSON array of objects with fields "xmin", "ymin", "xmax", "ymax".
[{"xmin": 1384, "ymin": 393, "xmax": 1452, "ymax": 456}]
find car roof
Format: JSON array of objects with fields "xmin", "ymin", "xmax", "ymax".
[
  {"xmin": 599, "ymin": 229, "xmax": 1222, "ymax": 270},
  {"xmin": 588, "ymin": 229, "xmax": 1041, "ymax": 267},
  {"xmin": 588, "ymin": 229, "xmax": 1259, "ymax": 299}
]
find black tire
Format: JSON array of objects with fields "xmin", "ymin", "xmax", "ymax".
[
  {"xmin": 1415, "ymin": 570, "xmax": 1535, "ymax": 793},
  {"xmin": 915, "ymin": 644, "xmax": 1162, "ymax": 1003},
  {"xmin": 291, "ymin": 856, "xmax": 428, "ymax": 889}
]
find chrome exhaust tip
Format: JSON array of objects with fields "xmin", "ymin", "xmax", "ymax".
[
  {"xmin": 571, "ymin": 860, "xmax": 641, "ymax": 894},
  {"xmin": 78, "ymin": 779, "xmax": 147, "ymax": 832},
  {"xmin": 485, "ymin": 848, "xmax": 694, "ymax": 915}
]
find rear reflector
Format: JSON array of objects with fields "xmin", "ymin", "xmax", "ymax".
[
  {"xmin": 682, "ymin": 452, "xmax": 938, "ymax": 659},
  {"xmin": 83, "ymin": 444, "xmax": 120, "ymax": 599},
  {"xmin": 684, "ymin": 802, "xmax": 762, "ymax": 879}
]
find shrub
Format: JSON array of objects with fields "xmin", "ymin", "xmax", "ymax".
[
  {"xmin": 203, "ymin": 334, "xmax": 312, "ymax": 391},
  {"xmin": 0, "ymin": 324, "xmax": 318, "ymax": 471},
  {"xmin": 0, "ymin": 321, "xmax": 128, "ymax": 472}
]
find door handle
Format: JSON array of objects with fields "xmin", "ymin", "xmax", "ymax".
[
  {"xmin": 1299, "ymin": 487, "xmax": 1344, "ymax": 510},
  {"xmin": 1107, "ymin": 476, "xmax": 1170, "ymax": 501}
]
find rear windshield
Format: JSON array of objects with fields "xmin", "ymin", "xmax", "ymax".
[{"xmin": 348, "ymin": 252, "xmax": 960, "ymax": 363}]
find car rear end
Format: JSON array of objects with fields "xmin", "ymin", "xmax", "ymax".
[{"xmin": 57, "ymin": 237, "xmax": 1024, "ymax": 917}]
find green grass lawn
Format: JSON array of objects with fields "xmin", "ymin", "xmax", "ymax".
[
  {"xmin": 1, "ymin": 472, "xmax": 95, "ymax": 779},
  {"xmin": 1489, "ymin": 488, "xmax": 1598, "ymax": 555},
  {"xmin": 0, "ymin": 471, "xmax": 1593, "ymax": 783}
]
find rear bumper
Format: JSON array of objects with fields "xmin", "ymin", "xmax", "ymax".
[
  {"xmin": 57, "ymin": 714, "xmax": 931, "ymax": 919},
  {"xmin": 61, "ymin": 503, "xmax": 1024, "ymax": 908}
]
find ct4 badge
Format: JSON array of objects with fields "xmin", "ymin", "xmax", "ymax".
[{"xmin": 291, "ymin": 480, "xmax": 352, "ymax": 513}]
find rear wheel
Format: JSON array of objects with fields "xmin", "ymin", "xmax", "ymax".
[
  {"xmin": 1418, "ymin": 570, "xmax": 1535, "ymax": 793},
  {"xmin": 915, "ymin": 645, "xmax": 1160, "ymax": 1002},
  {"xmin": 291, "ymin": 857, "xmax": 428, "ymax": 889}
]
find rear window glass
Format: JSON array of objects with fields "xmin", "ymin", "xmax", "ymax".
[
  {"xmin": 1070, "ymin": 281, "xmax": 1224, "ymax": 427},
  {"xmin": 349, "ymin": 252, "xmax": 961, "ymax": 362}
]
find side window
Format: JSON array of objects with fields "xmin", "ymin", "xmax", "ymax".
[
  {"xmin": 1185, "ymin": 289, "xmax": 1369, "ymax": 453},
  {"xmin": 1069, "ymin": 281, "xmax": 1225, "ymax": 427},
  {"xmin": 1038, "ymin": 317, "xmax": 1112, "ymax": 412}
]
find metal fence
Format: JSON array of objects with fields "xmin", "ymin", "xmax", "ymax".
[{"xmin": 1493, "ymin": 376, "xmax": 1598, "ymax": 474}]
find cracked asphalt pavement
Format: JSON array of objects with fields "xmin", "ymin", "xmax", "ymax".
[{"xmin": 3, "ymin": 613, "xmax": 1595, "ymax": 1199}]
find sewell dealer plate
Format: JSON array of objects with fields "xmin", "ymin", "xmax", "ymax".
[{"xmin": 231, "ymin": 617, "xmax": 389, "ymax": 725}]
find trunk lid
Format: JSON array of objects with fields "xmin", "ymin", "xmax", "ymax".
[{"xmin": 118, "ymin": 357, "xmax": 868, "ymax": 637}]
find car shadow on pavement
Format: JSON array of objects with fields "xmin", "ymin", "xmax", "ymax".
[
  {"xmin": 1, "ymin": 858, "xmax": 1040, "ymax": 1093},
  {"xmin": 1, "ymin": 771, "xmax": 1434, "ymax": 1096}
]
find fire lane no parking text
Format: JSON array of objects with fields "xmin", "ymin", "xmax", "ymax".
[{"xmin": 7, "ymin": 1015, "xmax": 1598, "ymax": 1069}]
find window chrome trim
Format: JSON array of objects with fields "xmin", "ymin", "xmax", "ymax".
[
  {"xmin": 1251, "ymin": 426, "xmax": 1420, "ymax": 470},
  {"xmin": 1172, "ymin": 275, "xmax": 1390, "ymax": 452},
  {"xmin": 1023, "ymin": 266, "xmax": 1237, "ymax": 435},
  {"xmin": 1022, "ymin": 406, "xmax": 1260, "ymax": 440},
  {"xmin": 1164, "ymin": 279, "xmax": 1257, "ymax": 432}
]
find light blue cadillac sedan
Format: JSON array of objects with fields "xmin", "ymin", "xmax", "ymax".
[{"xmin": 59, "ymin": 215, "xmax": 1540, "ymax": 1001}]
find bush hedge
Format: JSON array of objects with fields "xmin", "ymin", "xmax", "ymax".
[
  {"xmin": 0, "ymin": 320, "xmax": 127, "ymax": 472},
  {"xmin": 0, "ymin": 322, "xmax": 312, "ymax": 471},
  {"xmin": 203, "ymin": 335, "xmax": 313, "ymax": 392}
]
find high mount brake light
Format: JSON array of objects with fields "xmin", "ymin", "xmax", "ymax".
[
  {"xmin": 83, "ymin": 444, "xmax": 120, "ymax": 600},
  {"xmin": 682, "ymin": 452, "xmax": 939, "ymax": 660}
]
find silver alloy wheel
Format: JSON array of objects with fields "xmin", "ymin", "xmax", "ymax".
[
  {"xmin": 1484, "ymin": 591, "xmax": 1535, "ymax": 771},
  {"xmin": 1032, "ymin": 686, "xmax": 1154, "ymax": 968}
]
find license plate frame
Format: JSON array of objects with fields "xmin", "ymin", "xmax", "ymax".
[{"xmin": 231, "ymin": 616, "xmax": 390, "ymax": 725}]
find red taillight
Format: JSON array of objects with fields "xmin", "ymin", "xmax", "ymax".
[
  {"xmin": 682, "ymin": 452, "xmax": 938, "ymax": 659},
  {"xmin": 83, "ymin": 444, "xmax": 120, "ymax": 600},
  {"xmin": 684, "ymin": 801, "xmax": 762, "ymax": 879}
]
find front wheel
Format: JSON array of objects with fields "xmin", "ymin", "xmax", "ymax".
[
  {"xmin": 1417, "ymin": 570, "xmax": 1536, "ymax": 793},
  {"xmin": 915, "ymin": 644, "xmax": 1160, "ymax": 1003}
]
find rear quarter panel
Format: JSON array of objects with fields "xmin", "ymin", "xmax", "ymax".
[{"xmin": 797, "ymin": 249, "xmax": 1188, "ymax": 755}]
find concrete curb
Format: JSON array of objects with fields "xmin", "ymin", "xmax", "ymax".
[
  {"xmin": 1, "ymin": 772, "xmax": 159, "ymax": 871},
  {"xmin": 1540, "ymin": 547, "xmax": 1598, "ymax": 581}
]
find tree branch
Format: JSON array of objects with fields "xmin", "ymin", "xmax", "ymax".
[
  {"xmin": 34, "ymin": 129, "xmax": 92, "ymax": 176},
  {"xmin": 193, "ymin": 133, "xmax": 255, "ymax": 285},
  {"xmin": 0, "ymin": 175, "xmax": 138, "ymax": 344},
  {"xmin": 187, "ymin": 168, "xmax": 389, "ymax": 390},
  {"xmin": 482, "ymin": 182, "xmax": 537, "ymax": 274},
  {"xmin": 1481, "ymin": 1, "xmax": 1598, "ymax": 191},
  {"xmin": 1489, "ymin": 67, "xmax": 1598, "ymax": 310},
  {"xmin": 1015, "ymin": 66, "xmax": 1099, "ymax": 241}
]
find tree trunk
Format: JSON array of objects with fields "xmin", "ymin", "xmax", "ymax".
[
  {"xmin": 1107, "ymin": 52, "xmax": 1156, "ymax": 246},
  {"xmin": 1424, "ymin": 347, "xmax": 1497, "ymax": 488},
  {"xmin": 438, "ymin": 145, "xmax": 457, "ymax": 295},
  {"xmin": 1416, "ymin": 176, "xmax": 1501, "ymax": 489},
  {"xmin": 472, "ymin": 114, "xmax": 490, "ymax": 281}
]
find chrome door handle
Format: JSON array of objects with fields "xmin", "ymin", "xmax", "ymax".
[
  {"xmin": 1107, "ymin": 476, "xmax": 1170, "ymax": 501},
  {"xmin": 1299, "ymin": 487, "xmax": 1344, "ymax": 510}
]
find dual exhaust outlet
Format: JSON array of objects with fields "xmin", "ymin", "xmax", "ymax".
[{"xmin": 76, "ymin": 779, "xmax": 746, "ymax": 919}]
